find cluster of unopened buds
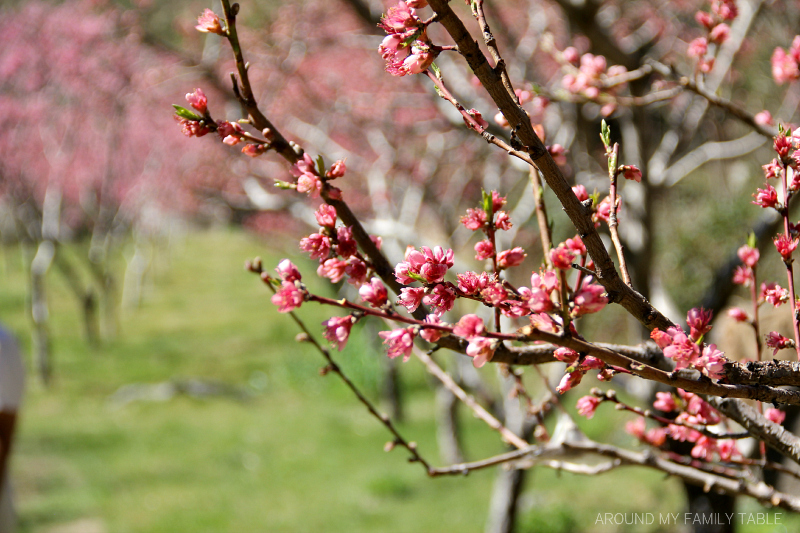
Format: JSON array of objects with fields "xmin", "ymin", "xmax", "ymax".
[
  {"xmin": 575, "ymin": 387, "xmax": 785, "ymax": 463},
  {"xmin": 558, "ymin": 48, "xmax": 628, "ymax": 117},
  {"xmin": 687, "ymin": 0, "xmax": 737, "ymax": 74}
]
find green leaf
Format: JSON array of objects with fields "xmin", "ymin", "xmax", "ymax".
[
  {"xmin": 316, "ymin": 155, "xmax": 325, "ymax": 176},
  {"xmin": 600, "ymin": 119, "xmax": 611, "ymax": 148},
  {"xmin": 482, "ymin": 189, "xmax": 494, "ymax": 219},
  {"xmin": 747, "ymin": 231, "xmax": 757, "ymax": 249},
  {"xmin": 172, "ymin": 105, "xmax": 202, "ymax": 121},
  {"xmin": 430, "ymin": 62, "xmax": 441, "ymax": 80},
  {"xmin": 407, "ymin": 271, "xmax": 427, "ymax": 283}
]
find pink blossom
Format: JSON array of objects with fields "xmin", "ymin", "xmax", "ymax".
[
  {"xmin": 653, "ymin": 392, "xmax": 677, "ymax": 412},
  {"xmin": 466, "ymin": 337, "xmax": 496, "ymax": 368},
  {"xmin": 548, "ymin": 144, "xmax": 567, "ymax": 166},
  {"xmin": 550, "ymin": 244, "xmax": 576, "ymax": 270},
  {"xmin": 576, "ymin": 396, "xmax": 602, "ymax": 419},
  {"xmin": 530, "ymin": 313, "xmax": 560, "ymax": 333},
  {"xmin": 462, "ymin": 208, "xmax": 488, "ymax": 230},
  {"xmin": 737, "ymin": 245, "xmax": 760, "ymax": 267},
  {"xmin": 663, "ymin": 331, "xmax": 701, "ymax": 370},
  {"xmin": 752, "ymin": 184, "xmax": 778, "ymax": 208},
  {"xmin": 317, "ymin": 258, "xmax": 348, "ymax": 283},
  {"xmin": 196, "ymin": 9, "xmax": 224, "ymax": 35},
  {"xmin": 453, "ymin": 314, "xmax": 485, "ymax": 339},
  {"xmin": 727, "ymin": 308, "xmax": 749, "ymax": 322},
  {"xmin": 314, "ymin": 204, "xmax": 337, "ymax": 228},
  {"xmin": 625, "ymin": 417, "xmax": 646, "ymax": 440},
  {"xmin": 333, "ymin": 227, "xmax": 357, "ymax": 259},
  {"xmin": 766, "ymin": 331, "xmax": 795, "ymax": 355},
  {"xmin": 686, "ymin": 307, "xmax": 713, "ymax": 340},
  {"xmin": 326, "ymin": 160, "xmax": 347, "ymax": 179},
  {"xmin": 457, "ymin": 271, "xmax": 491, "ymax": 295},
  {"xmin": 398, "ymin": 287, "xmax": 426, "ymax": 312},
  {"xmin": 424, "ymin": 283, "xmax": 456, "ymax": 315},
  {"xmin": 556, "ymin": 370, "xmax": 583, "ymax": 394},
  {"xmin": 175, "ymin": 116, "xmax": 211, "ymax": 137},
  {"xmin": 397, "ymin": 246, "xmax": 454, "ymax": 285},
  {"xmin": 271, "ymin": 281, "xmax": 304, "ymax": 313},
  {"xmin": 345, "ymin": 258, "xmax": 368, "ymax": 286},
  {"xmin": 709, "ymin": 23, "xmax": 730, "ymax": 43},
  {"xmin": 762, "ymin": 282, "xmax": 788, "ymax": 307},
  {"xmin": 699, "ymin": 344, "xmax": 727, "ymax": 380},
  {"xmin": 497, "ymin": 247, "xmax": 526, "ymax": 269},
  {"xmin": 645, "ymin": 428, "xmax": 668, "ymax": 447},
  {"xmin": 474, "ymin": 239, "xmax": 494, "ymax": 260},
  {"xmin": 765, "ymin": 408, "xmax": 786, "ymax": 425},
  {"xmin": 297, "ymin": 173, "xmax": 323, "ymax": 198},
  {"xmin": 217, "ymin": 121, "xmax": 244, "ymax": 145},
  {"xmin": 481, "ymin": 282, "xmax": 508, "ymax": 306},
  {"xmin": 299, "ymin": 233, "xmax": 331, "ymax": 261},
  {"xmin": 572, "ymin": 282, "xmax": 608, "ymax": 316},
  {"xmin": 495, "ymin": 211, "xmax": 512, "ymax": 231},
  {"xmin": 516, "ymin": 286, "xmax": 553, "ymax": 314},
  {"xmin": 773, "ymin": 46, "xmax": 800, "ymax": 84},
  {"xmin": 775, "ymin": 134, "xmax": 793, "ymax": 159},
  {"xmin": 688, "ymin": 38, "xmax": 708, "ymax": 59},
  {"xmin": 695, "ymin": 11, "xmax": 714, "ymax": 29},
  {"xmin": 593, "ymin": 196, "xmax": 613, "ymax": 225},
  {"xmin": 419, "ymin": 314, "xmax": 444, "ymax": 343},
  {"xmin": 553, "ymin": 347, "xmax": 579, "ymax": 364},
  {"xmin": 403, "ymin": 47, "xmax": 435, "ymax": 74},
  {"xmin": 515, "ymin": 89, "xmax": 533, "ymax": 105},
  {"xmin": 464, "ymin": 108, "xmax": 489, "ymax": 131},
  {"xmin": 621, "ymin": 165, "xmax": 642, "ymax": 182},
  {"xmin": 562, "ymin": 46, "xmax": 580, "ymax": 64},
  {"xmin": 242, "ymin": 143, "xmax": 269, "ymax": 157},
  {"xmin": 379, "ymin": 2, "xmax": 420, "ymax": 34},
  {"xmin": 755, "ymin": 111, "xmax": 774, "ymax": 127},
  {"xmin": 572, "ymin": 184, "xmax": 589, "ymax": 202},
  {"xmin": 691, "ymin": 436, "xmax": 717, "ymax": 460},
  {"xmin": 494, "ymin": 112, "xmax": 509, "ymax": 128},
  {"xmin": 322, "ymin": 316, "xmax": 354, "ymax": 351},
  {"xmin": 359, "ymin": 278, "xmax": 388, "ymax": 308},
  {"xmin": 650, "ymin": 328, "xmax": 673, "ymax": 349},
  {"xmin": 379, "ymin": 327, "xmax": 416, "ymax": 362},
  {"xmin": 774, "ymin": 234, "xmax": 798, "ymax": 261},
  {"xmin": 290, "ymin": 153, "xmax": 318, "ymax": 178},
  {"xmin": 580, "ymin": 356, "xmax": 604, "ymax": 370},
  {"xmin": 491, "ymin": 191, "xmax": 507, "ymax": 212},
  {"xmin": 711, "ymin": 0, "xmax": 737, "ymax": 21},
  {"xmin": 732, "ymin": 265, "xmax": 753, "ymax": 287},
  {"xmin": 275, "ymin": 259, "xmax": 302, "ymax": 282},
  {"xmin": 565, "ymin": 235, "xmax": 586, "ymax": 256},
  {"xmin": 718, "ymin": 440, "xmax": 739, "ymax": 461},
  {"xmin": 185, "ymin": 88, "xmax": 207, "ymax": 114}
]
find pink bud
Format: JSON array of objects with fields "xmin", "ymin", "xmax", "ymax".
[
  {"xmin": 576, "ymin": 396, "xmax": 602, "ymax": 419},
  {"xmin": 185, "ymin": 88, "xmax": 207, "ymax": 114},
  {"xmin": 196, "ymin": 9, "xmax": 224, "ymax": 35},
  {"xmin": 497, "ymin": 247, "xmax": 526, "ymax": 269}
]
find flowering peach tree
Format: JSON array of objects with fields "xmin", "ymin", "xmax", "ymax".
[{"xmin": 177, "ymin": 0, "xmax": 800, "ymax": 524}]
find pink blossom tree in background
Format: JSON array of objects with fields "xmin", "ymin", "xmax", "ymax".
[
  {"xmin": 0, "ymin": 1, "xmax": 245, "ymax": 383},
  {"xmin": 170, "ymin": 0, "xmax": 800, "ymax": 530},
  {"xmin": 7, "ymin": 0, "xmax": 800, "ymax": 529}
]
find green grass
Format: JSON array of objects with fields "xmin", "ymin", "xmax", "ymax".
[{"xmin": 1, "ymin": 228, "xmax": 797, "ymax": 532}]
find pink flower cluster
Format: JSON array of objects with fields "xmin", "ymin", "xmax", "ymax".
[
  {"xmin": 453, "ymin": 314, "xmax": 497, "ymax": 368},
  {"xmin": 772, "ymin": 37, "xmax": 800, "ymax": 85},
  {"xmin": 650, "ymin": 308, "xmax": 727, "ymax": 380},
  {"xmin": 270, "ymin": 260, "xmax": 305, "ymax": 313},
  {"xmin": 378, "ymin": 2, "xmax": 436, "ymax": 77},
  {"xmin": 554, "ymin": 348, "xmax": 606, "ymax": 394},
  {"xmin": 559, "ymin": 50, "xmax": 628, "ymax": 117}
]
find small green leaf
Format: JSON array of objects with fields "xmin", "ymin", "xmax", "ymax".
[
  {"xmin": 407, "ymin": 271, "xmax": 427, "ymax": 283},
  {"xmin": 315, "ymin": 155, "xmax": 326, "ymax": 176},
  {"xmin": 274, "ymin": 180, "xmax": 296, "ymax": 190},
  {"xmin": 430, "ymin": 62, "xmax": 441, "ymax": 80},
  {"xmin": 173, "ymin": 104, "xmax": 202, "ymax": 121},
  {"xmin": 747, "ymin": 232, "xmax": 757, "ymax": 249},
  {"xmin": 482, "ymin": 189, "xmax": 494, "ymax": 219},
  {"xmin": 600, "ymin": 119, "xmax": 611, "ymax": 148}
]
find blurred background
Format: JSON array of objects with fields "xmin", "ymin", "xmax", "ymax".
[{"xmin": 2, "ymin": 0, "xmax": 800, "ymax": 531}]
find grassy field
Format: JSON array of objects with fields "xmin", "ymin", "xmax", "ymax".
[{"xmin": 0, "ymin": 228, "xmax": 794, "ymax": 532}]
